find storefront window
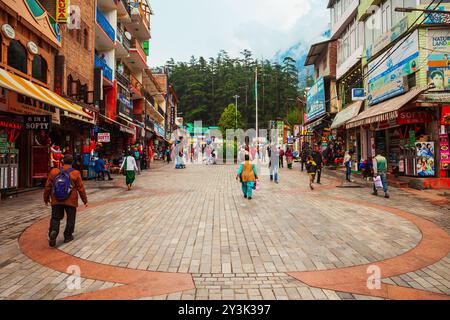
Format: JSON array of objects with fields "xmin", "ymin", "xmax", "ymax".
[
  {"xmin": 7, "ymin": 40, "xmax": 27, "ymax": 74},
  {"xmin": 32, "ymin": 55, "xmax": 47, "ymax": 83}
]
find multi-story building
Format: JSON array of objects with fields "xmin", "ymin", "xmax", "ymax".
[
  {"xmin": 328, "ymin": 0, "xmax": 366, "ymax": 165},
  {"xmin": 304, "ymin": 38, "xmax": 338, "ymax": 149},
  {"xmin": 93, "ymin": 0, "xmax": 166, "ymax": 162},
  {"xmin": 345, "ymin": 0, "xmax": 450, "ymax": 186},
  {"xmin": 0, "ymin": 0, "xmax": 93, "ymax": 191}
]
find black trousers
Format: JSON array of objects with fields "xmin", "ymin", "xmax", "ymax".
[
  {"xmin": 279, "ymin": 156, "xmax": 284, "ymax": 168},
  {"xmin": 49, "ymin": 205, "xmax": 77, "ymax": 239},
  {"xmin": 316, "ymin": 168, "xmax": 322, "ymax": 183},
  {"xmin": 301, "ymin": 161, "xmax": 305, "ymax": 171}
]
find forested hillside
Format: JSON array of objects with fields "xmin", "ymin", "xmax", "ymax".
[{"xmin": 165, "ymin": 50, "xmax": 302, "ymax": 128}]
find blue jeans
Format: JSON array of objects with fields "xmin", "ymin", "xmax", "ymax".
[
  {"xmin": 346, "ymin": 165, "xmax": 351, "ymax": 180},
  {"xmin": 241, "ymin": 182, "xmax": 255, "ymax": 198},
  {"xmin": 374, "ymin": 172, "xmax": 389, "ymax": 194},
  {"xmin": 270, "ymin": 166, "xmax": 279, "ymax": 182}
]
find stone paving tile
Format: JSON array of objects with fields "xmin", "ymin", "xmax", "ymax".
[{"xmin": 0, "ymin": 162, "xmax": 448, "ymax": 300}]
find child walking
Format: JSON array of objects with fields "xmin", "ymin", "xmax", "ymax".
[{"xmin": 306, "ymin": 156, "xmax": 318, "ymax": 190}]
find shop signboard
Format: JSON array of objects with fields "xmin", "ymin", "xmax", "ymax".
[
  {"xmin": 97, "ymin": 132, "xmax": 110, "ymax": 143},
  {"xmin": 306, "ymin": 77, "xmax": 326, "ymax": 121},
  {"xmin": 56, "ymin": 0, "xmax": 70, "ymax": 24},
  {"xmin": 368, "ymin": 31, "xmax": 419, "ymax": 105},
  {"xmin": 24, "ymin": 115, "xmax": 51, "ymax": 130},
  {"xmin": 351, "ymin": 88, "xmax": 365, "ymax": 101},
  {"xmin": 439, "ymin": 134, "xmax": 450, "ymax": 171},
  {"xmin": 427, "ymin": 29, "xmax": 450, "ymax": 91},
  {"xmin": 0, "ymin": 91, "xmax": 60, "ymax": 124},
  {"xmin": 397, "ymin": 111, "xmax": 433, "ymax": 125},
  {"xmin": 424, "ymin": 6, "xmax": 450, "ymax": 25},
  {"xmin": 416, "ymin": 142, "xmax": 435, "ymax": 176}
]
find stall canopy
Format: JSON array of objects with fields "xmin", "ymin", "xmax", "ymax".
[
  {"xmin": 330, "ymin": 101, "xmax": 363, "ymax": 130},
  {"xmin": 346, "ymin": 87, "xmax": 426, "ymax": 129},
  {"xmin": 0, "ymin": 68, "xmax": 93, "ymax": 120}
]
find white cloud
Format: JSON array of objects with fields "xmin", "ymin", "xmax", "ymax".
[{"xmin": 148, "ymin": 0, "xmax": 329, "ymax": 66}]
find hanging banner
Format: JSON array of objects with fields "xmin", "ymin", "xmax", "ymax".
[
  {"xmin": 56, "ymin": 0, "xmax": 70, "ymax": 24},
  {"xmin": 97, "ymin": 132, "xmax": 110, "ymax": 143},
  {"xmin": 306, "ymin": 77, "xmax": 326, "ymax": 121}
]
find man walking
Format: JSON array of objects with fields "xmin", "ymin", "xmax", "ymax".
[
  {"xmin": 312, "ymin": 146, "xmax": 323, "ymax": 184},
  {"xmin": 372, "ymin": 153, "xmax": 390, "ymax": 198},
  {"xmin": 44, "ymin": 154, "xmax": 88, "ymax": 248}
]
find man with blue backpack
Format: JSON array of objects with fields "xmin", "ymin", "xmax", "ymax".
[{"xmin": 44, "ymin": 154, "xmax": 88, "ymax": 248}]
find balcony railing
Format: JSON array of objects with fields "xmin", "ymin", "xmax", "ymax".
[
  {"xmin": 157, "ymin": 106, "xmax": 165, "ymax": 117},
  {"xmin": 131, "ymin": 39, "xmax": 147, "ymax": 58},
  {"xmin": 130, "ymin": 73, "xmax": 143, "ymax": 93},
  {"xmin": 120, "ymin": 0, "xmax": 131, "ymax": 15},
  {"xmin": 116, "ymin": 69, "xmax": 130, "ymax": 88},
  {"xmin": 96, "ymin": 8, "xmax": 115, "ymax": 42},
  {"xmin": 117, "ymin": 26, "xmax": 131, "ymax": 50},
  {"xmin": 143, "ymin": 90, "xmax": 155, "ymax": 106},
  {"xmin": 95, "ymin": 55, "xmax": 113, "ymax": 81},
  {"xmin": 129, "ymin": 0, "xmax": 151, "ymax": 27}
]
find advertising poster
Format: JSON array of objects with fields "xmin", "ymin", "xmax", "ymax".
[
  {"xmin": 440, "ymin": 134, "xmax": 450, "ymax": 171},
  {"xmin": 441, "ymin": 105, "xmax": 450, "ymax": 125},
  {"xmin": 416, "ymin": 142, "xmax": 435, "ymax": 176},
  {"xmin": 368, "ymin": 31, "xmax": 419, "ymax": 105},
  {"xmin": 306, "ymin": 77, "xmax": 326, "ymax": 121},
  {"xmin": 427, "ymin": 29, "xmax": 450, "ymax": 91}
]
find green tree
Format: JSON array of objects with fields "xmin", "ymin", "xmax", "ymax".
[{"xmin": 218, "ymin": 104, "xmax": 244, "ymax": 133}]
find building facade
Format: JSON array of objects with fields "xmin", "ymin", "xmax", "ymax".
[{"xmin": 0, "ymin": 0, "xmax": 94, "ymax": 191}]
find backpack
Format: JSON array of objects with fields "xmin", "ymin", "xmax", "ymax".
[{"xmin": 53, "ymin": 168, "xmax": 75, "ymax": 200}]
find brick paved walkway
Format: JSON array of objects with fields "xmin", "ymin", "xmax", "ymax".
[{"xmin": 0, "ymin": 162, "xmax": 449, "ymax": 300}]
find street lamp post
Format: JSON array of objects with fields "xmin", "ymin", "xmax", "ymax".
[{"xmin": 233, "ymin": 95, "xmax": 240, "ymax": 129}]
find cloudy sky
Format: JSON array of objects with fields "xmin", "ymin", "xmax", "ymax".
[{"xmin": 148, "ymin": 0, "xmax": 330, "ymax": 66}]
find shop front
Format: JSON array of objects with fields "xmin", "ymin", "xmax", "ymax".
[
  {"xmin": 346, "ymin": 87, "xmax": 437, "ymax": 178},
  {"xmin": 0, "ymin": 68, "xmax": 94, "ymax": 190}
]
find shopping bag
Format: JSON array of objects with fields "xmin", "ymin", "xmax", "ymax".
[
  {"xmin": 254, "ymin": 180, "xmax": 260, "ymax": 191},
  {"xmin": 374, "ymin": 175, "xmax": 383, "ymax": 189}
]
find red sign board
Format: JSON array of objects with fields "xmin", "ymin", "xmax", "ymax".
[
  {"xmin": 441, "ymin": 105, "xmax": 450, "ymax": 125},
  {"xmin": 397, "ymin": 111, "xmax": 432, "ymax": 125}
]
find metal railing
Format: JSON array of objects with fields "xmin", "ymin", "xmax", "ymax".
[
  {"xmin": 116, "ymin": 69, "xmax": 130, "ymax": 87},
  {"xmin": 131, "ymin": 39, "xmax": 147, "ymax": 58},
  {"xmin": 94, "ymin": 55, "xmax": 113, "ymax": 81},
  {"xmin": 117, "ymin": 26, "xmax": 131, "ymax": 50},
  {"xmin": 96, "ymin": 8, "xmax": 115, "ymax": 42},
  {"xmin": 130, "ymin": 73, "xmax": 143, "ymax": 92}
]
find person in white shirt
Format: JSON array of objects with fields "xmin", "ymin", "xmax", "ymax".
[{"xmin": 120, "ymin": 150, "xmax": 139, "ymax": 190}]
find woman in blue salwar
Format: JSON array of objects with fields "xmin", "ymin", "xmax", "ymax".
[{"xmin": 236, "ymin": 154, "xmax": 258, "ymax": 200}]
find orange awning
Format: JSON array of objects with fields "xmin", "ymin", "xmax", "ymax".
[
  {"xmin": 0, "ymin": 68, "xmax": 93, "ymax": 120},
  {"xmin": 346, "ymin": 87, "xmax": 426, "ymax": 129}
]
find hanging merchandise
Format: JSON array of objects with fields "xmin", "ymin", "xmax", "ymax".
[
  {"xmin": 439, "ymin": 134, "xmax": 449, "ymax": 171},
  {"xmin": 50, "ymin": 145, "xmax": 63, "ymax": 168}
]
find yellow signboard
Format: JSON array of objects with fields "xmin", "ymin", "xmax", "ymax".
[{"xmin": 56, "ymin": 0, "xmax": 69, "ymax": 24}]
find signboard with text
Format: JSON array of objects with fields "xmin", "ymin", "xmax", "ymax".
[
  {"xmin": 427, "ymin": 29, "xmax": 450, "ymax": 91},
  {"xmin": 368, "ymin": 30, "xmax": 419, "ymax": 105},
  {"xmin": 24, "ymin": 115, "xmax": 51, "ymax": 130},
  {"xmin": 97, "ymin": 133, "xmax": 110, "ymax": 143},
  {"xmin": 306, "ymin": 77, "xmax": 326, "ymax": 121}
]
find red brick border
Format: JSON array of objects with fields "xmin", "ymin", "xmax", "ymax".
[{"xmin": 289, "ymin": 196, "xmax": 450, "ymax": 300}]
